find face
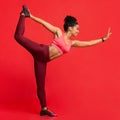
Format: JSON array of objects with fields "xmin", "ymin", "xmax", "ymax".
[{"xmin": 69, "ymin": 24, "xmax": 80, "ymax": 36}]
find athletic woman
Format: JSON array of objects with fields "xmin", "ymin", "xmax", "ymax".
[{"xmin": 14, "ymin": 5, "xmax": 112, "ymax": 117}]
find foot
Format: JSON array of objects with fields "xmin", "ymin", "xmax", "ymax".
[
  {"xmin": 22, "ymin": 5, "xmax": 30, "ymax": 17},
  {"xmin": 40, "ymin": 107, "xmax": 57, "ymax": 117}
]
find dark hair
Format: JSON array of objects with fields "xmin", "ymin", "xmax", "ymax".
[{"xmin": 64, "ymin": 15, "xmax": 78, "ymax": 32}]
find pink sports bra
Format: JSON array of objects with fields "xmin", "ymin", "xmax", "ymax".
[{"xmin": 52, "ymin": 33, "xmax": 72, "ymax": 54}]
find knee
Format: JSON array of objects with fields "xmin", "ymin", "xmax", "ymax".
[
  {"xmin": 14, "ymin": 33, "xmax": 18, "ymax": 41},
  {"xmin": 38, "ymin": 85, "xmax": 45, "ymax": 91},
  {"xmin": 14, "ymin": 33, "xmax": 22, "ymax": 41}
]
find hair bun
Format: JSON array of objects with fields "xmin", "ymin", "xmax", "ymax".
[{"xmin": 64, "ymin": 15, "xmax": 77, "ymax": 23}]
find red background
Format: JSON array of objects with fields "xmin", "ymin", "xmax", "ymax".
[{"xmin": 0, "ymin": 0, "xmax": 120, "ymax": 120}]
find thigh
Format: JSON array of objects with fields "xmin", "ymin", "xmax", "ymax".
[
  {"xmin": 33, "ymin": 44, "xmax": 50, "ymax": 62},
  {"xmin": 16, "ymin": 36, "xmax": 50, "ymax": 62},
  {"xmin": 16, "ymin": 36, "xmax": 42, "ymax": 55}
]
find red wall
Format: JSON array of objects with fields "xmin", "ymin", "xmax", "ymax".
[{"xmin": 0, "ymin": 0, "xmax": 120, "ymax": 119}]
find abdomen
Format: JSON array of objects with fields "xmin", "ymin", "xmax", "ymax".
[{"xmin": 49, "ymin": 45, "xmax": 62, "ymax": 60}]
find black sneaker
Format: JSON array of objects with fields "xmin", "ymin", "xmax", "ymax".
[
  {"xmin": 40, "ymin": 108, "xmax": 57, "ymax": 117},
  {"xmin": 22, "ymin": 5, "xmax": 30, "ymax": 17}
]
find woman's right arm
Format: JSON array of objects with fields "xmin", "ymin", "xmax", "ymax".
[{"xmin": 30, "ymin": 14, "xmax": 62, "ymax": 36}]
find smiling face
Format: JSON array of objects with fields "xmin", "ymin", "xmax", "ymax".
[{"xmin": 69, "ymin": 24, "xmax": 80, "ymax": 36}]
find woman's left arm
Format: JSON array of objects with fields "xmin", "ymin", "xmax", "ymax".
[{"xmin": 72, "ymin": 28, "xmax": 112, "ymax": 47}]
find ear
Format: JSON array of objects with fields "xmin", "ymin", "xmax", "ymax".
[{"xmin": 68, "ymin": 26, "xmax": 73, "ymax": 31}]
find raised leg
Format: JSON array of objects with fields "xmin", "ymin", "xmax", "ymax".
[{"xmin": 14, "ymin": 15, "xmax": 44, "ymax": 56}]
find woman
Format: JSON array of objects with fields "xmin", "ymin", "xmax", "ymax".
[{"xmin": 14, "ymin": 5, "xmax": 112, "ymax": 117}]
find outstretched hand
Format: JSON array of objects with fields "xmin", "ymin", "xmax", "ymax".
[{"xmin": 104, "ymin": 28, "xmax": 112, "ymax": 41}]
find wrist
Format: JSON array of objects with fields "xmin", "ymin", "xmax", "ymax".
[
  {"xmin": 101, "ymin": 37, "xmax": 105, "ymax": 42},
  {"xmin": 101, "ymin": 37, "xmax": 108, "ymax": 42}
]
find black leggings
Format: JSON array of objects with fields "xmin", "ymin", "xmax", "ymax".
[{"xmin": 14, "ymin": 15, "xmax": 50, "ymax": 108}]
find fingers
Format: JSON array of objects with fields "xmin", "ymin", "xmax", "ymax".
[
  {"xmin": 108, "ymin": 27, "xmax": 111, "ymax": 33},
  {"xmin": 108, "ymin": 27, "xmax": 112, "ymax": 36},
  {"xmin": 110, "ymin": 32, "xmax": 112, "ymax": 35}
]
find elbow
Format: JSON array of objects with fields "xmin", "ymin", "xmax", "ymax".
[
  {"xmin": 55, "ymin": 28, "xmax": 62, "ymax": 35},
  {"xmin": 87, "ymin": 42, "xmax": 92, "ymax": 47},
  {"xmin": 56, "ymin": 28, "xmax": 61, "ymax": 33},
  {"xmin": 88, "ymin": 43, "xmax": 91, "ymax": 46}
]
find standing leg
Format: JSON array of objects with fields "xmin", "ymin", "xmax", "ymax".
[
  {"xmin": 33, "ymin": 44, "xmax": 49, "ymax": 108},
  {"xmin": 34, "ymin": 59, "xmax": 47, "ymax": 108},
  {"xmin": 34, "ymin": 58, "xmax": 57, "ymax": 117},
  {"xmin": 33, "ymin": 44, "xmax": 56, "ymax": 117}
]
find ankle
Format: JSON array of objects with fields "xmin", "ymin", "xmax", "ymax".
[
  {"xmin": 42, "ymin": 107, "xmax": 48, "ymax": 110},
  {"xmin": 20, "ymin": 11, "xmax": 25, "ymax": 16}
]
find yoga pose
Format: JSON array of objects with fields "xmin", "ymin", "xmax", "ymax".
[{"xmin": 14, "ymin": 5, "xmax": 112, "ymax": 117}]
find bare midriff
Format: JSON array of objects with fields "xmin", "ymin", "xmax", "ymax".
[{"xmin": 49, "ymin": 45, "xmax": 62, "ymax": 60}]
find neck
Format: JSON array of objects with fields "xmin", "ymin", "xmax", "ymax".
[{"xmin": 64, "ymin": 31, "xmax": 72, "ymax": 40}]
